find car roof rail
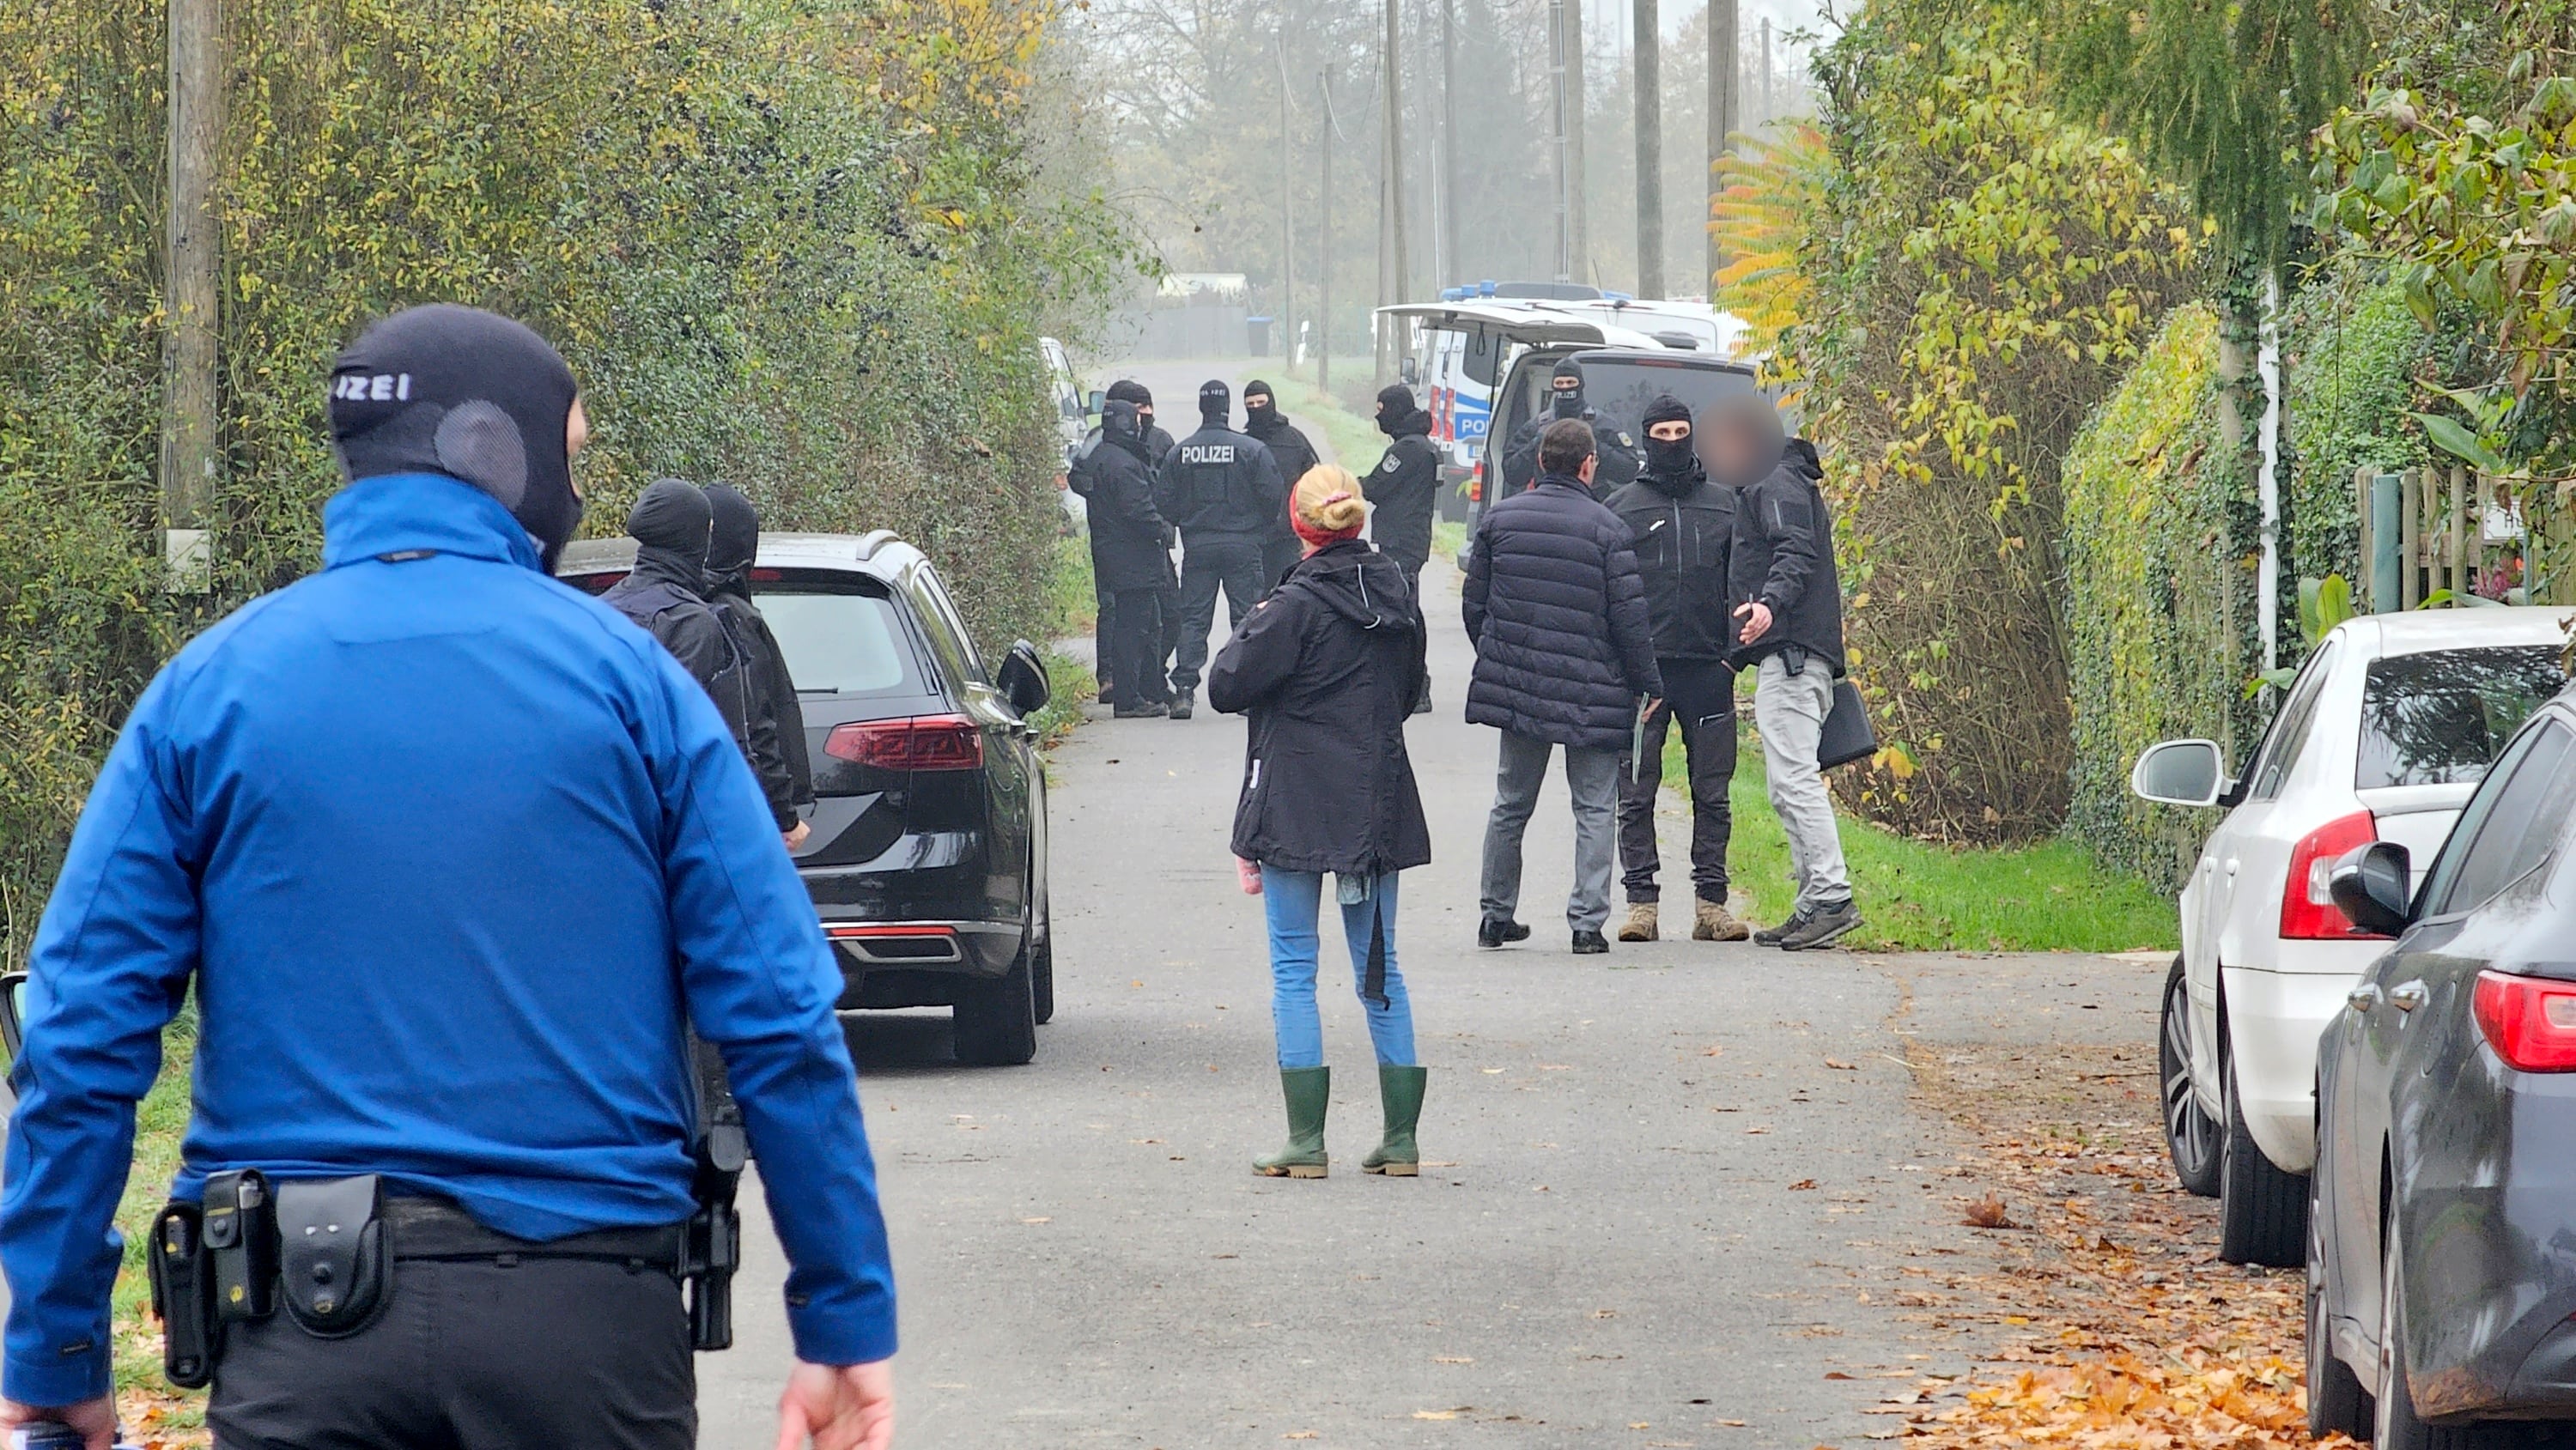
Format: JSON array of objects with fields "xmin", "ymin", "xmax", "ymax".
[{"xmin": 854, "ymin": 529, "xmax": 903, "ymax": 561}]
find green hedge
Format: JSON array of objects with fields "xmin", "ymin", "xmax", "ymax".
[
  {"xmin": 2280, "ymin": 265, "xmax": 2434, "ymax": 592},
  {"xmin": 2061, "ymin": 305, "xmax": 2264, "ymax": 892},
  {"xmin": 0, "ymin": 0, "xmax": 1127, "ymax": 967}
]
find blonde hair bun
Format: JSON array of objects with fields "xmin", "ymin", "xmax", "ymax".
[{"xmin": 1293, "ymin": 464, "xmax": 1369, "ymax": 533}]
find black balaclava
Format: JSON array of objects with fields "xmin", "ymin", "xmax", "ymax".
[
  {"xmin": 1641, "ymin": 394, "xmax": 1698, "ymax": 488},
  {"xmin": 1107, "ymin": 379, "xmax": 1154, "ymax": 433},
  {"xmin": 705, "ymin": 483, "xmax": 761, "ymax": 591},
  {"xmin": 1199, "ymin": 379, "xmax": 1230, "ymax": 428},
  {"xmin": 1550, "ymin": 358, "xmax": 1587, "ymax": 419},
  {"xmin": 1376, "ymin": 384, "xmax": 1419, "ymax": 438},
  {"xmin": 627, "ymin": 477, "xmax": 714, "ymax": 589},
  {"xmin": 1103, "ymin": 398, "xmax": 1152, "ymax": 463},
  {"xmin": 1702, "ymin": 392, "xmax": 1789, "ymax": 490},
  {"xmin": 1242, "ymin": 379, "xmax": 1279, "ymax": 436},
  {"xmin": 328, "ymin": 303, "xmax": 583, "ymax": 570}
]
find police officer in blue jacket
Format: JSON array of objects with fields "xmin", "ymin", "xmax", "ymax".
[{"xmin": 0, "ymin": 305, "xmax": 896, "ymax": 1450}]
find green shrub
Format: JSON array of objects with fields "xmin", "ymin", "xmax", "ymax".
[{"xmin": 2280, "ymin": 264, "xmax": 2434, "ymax": 592}]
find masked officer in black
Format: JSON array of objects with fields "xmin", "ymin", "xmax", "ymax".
[
  {"xmin": 0, "ymin": 304, "xmax": 895, "ymax": 1450},
  {"xmin": 1157, "ymin": 379, "xmax": 1287, "ymax": 719},
  {"xmin": 1088, "ymin": 398, "xmax": 1182, "ymax": 716},
  {"xmin": 605, "ymin": 479, "xmax": 751, "ymax": 741},
  {"xmin": 1072, "ymin": 379, "xmax": 1181, "ymax": 707},
  {"xmin": 1242, "ymin": 378, "xmax": 1320, "ymax": 591},
  {"xmin": 1604, "ymin": 396, "xmax": 1749, "ymax": 944},
  {"xmin": 1368, "ymin": 385, "xmax": 1443, "ymax": 713},
  {"xmin": 705, "ymin": 483, "xmax": 814, "ymax": 850},
  {"xmin": 1502, "ymin": 357, "xmax": 1641, "ymax": 498}
]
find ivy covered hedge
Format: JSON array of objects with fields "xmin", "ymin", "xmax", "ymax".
[
  {"xmin": 2280, "ymin": 266, "xmax": 2434, "ymax": 591},
  {"xmin": 2060, "ymin": 306, "xmax": 2263, "ymax": 893},
  {"xmin": 0, "ymin": 0, "xmax": 1127, "ymax": 966}
]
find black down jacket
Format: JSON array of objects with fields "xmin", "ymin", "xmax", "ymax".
[
  {"xmin": 1462, "ymin": 475, "xmax": 1665, "ymax": 752},
  {"xmin": 1604, "ymin": 459, "xmax": 1738, "ymax": 664},
  {"xmin": 1727, "ymin": 439, "xmax": 1845, "ymax": 676},
  {"xmin": 1365, "ymin": 403, "xmax": 1442, "ymax": 572},
  {"xmin": 1082, "ymin": 400, "xmax": 1176, "ymax": 593},
  {"xmin": 1210, "ymin": 539, "xmax": 1432, "ymax": 877},
  {"xmin": 1156, "ymin": 423, "xmax": 1286, "ymax": 541}
]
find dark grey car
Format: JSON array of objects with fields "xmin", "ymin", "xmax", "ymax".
[{"xmin": 2313, "ymin": 691, "xmax": 2576, "ymax": 1447}]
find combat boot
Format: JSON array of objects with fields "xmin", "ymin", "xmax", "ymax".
[
  {"xmin": 1253, "ymin": 1065, "xmax": 1329, "ymax": 1178},
  {"xmin": 1692, "ymin": 899, "xmax": 1750, "ymax": 942},
  {"xmin": 1616, "ymin": 901, "xmax": 1659, "ymax": 942},
  {"xmin": 1168, "ymin": 688, "xmax": 1195, "ymax": 720},
  {"xmin": 1362, "ymin": 1065, "xmax": 1428, "ymax": 1176}
]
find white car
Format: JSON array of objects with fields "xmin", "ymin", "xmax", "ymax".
[{"xmin": 2130, "ymin": 608, "xmax": 2571, "ymax": 1267}]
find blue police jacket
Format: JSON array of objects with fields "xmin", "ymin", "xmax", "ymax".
[{"xmin": 0, "ymin": 472, "xmax": 896, "ymax": 1405}]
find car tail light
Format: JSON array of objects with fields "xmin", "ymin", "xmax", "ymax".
[
  {"xmin": 747, "ymin": 567, "xmax": 783, "ymax": 582},
  {"xmin": 2281, "ymin": 810, "xmax": 2384, "ymax": 940},
  {"xmin": 1469, "ymin": 461, "xmax": 1485, "ymax": 503},
  {"xmin": 822, "ymin": 714, "xmax": 983, "ymax": 771},
  {"xmin": 2474, "ymin": 971, "xmax": 2576, "ymax": 1072}
]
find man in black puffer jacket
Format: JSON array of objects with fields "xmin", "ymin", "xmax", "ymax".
[
  {"xmin": 1072, "ymin": 379, "xmax": 1179, "ymax": 707},
  {"xmin": 1464, "ymin": 419, "xmax": 1665, "ymax": 955},
  {"xmin": 1157, "ymin": 379, "xmax": 1287, "ymax": 719},
  {"xmin": 1242, "ymin": 379, "xmax": 1319, "ymax": 591},
  {"xmin": 1603, "ymin": 396, "xmax": 1746, "ymax": 944}
]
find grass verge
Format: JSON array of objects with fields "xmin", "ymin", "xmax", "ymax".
[
  {"xmin": 1266, "ymin": 372, "xmax": 1385, "ymax": 476},
  {"xmin": 1670, "ymin": 720, "xmax": 2178, "ymax": 952}
]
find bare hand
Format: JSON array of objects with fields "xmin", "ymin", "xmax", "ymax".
[
  {"xmin": 776, "ymin": 1360, "xmax": 894, "ymax": 1450},
  {"xmin": 783, "ymin": 820, "xmax": 811, "ymax": 852},
  {"xmin": 1638, "ymin": 696, "xmax": 1662, "ymax": 724},
  {"xmin": 2, "ymin": 1395, "xmax": 119, "ymax": 1450},
  {"xmin": 1734, "ymin": 601, "xmax": 1775, "ymax": 646}
]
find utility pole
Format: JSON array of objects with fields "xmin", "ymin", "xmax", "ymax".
[
  {"xmin": 1759, "ymin": 16, "xmax": 1771, "ymax": 127},
  {"xmin": 1632, "ymin": 0, "xmax": 1663, "ymax": 298},
  {"xmin": 1705, "ymin": 0, "xmax": 1736, "ymax": 291},
  {"xmin": 1279, "ymin": 30, "xmax": 1297, "ymax": 367},
  {"xmin": 1441, "ymin": 0, "xmax": 1461, "ymax": 284},
  {"xmin": 1379, "ymin": 0, "xmax": 1410, "ymax": 382},
  {"xmin": 163, "ymin": 0, "xmax": 221, "ymax": 592},
  {"xmin": 1564, "ymin": 0, "xmax": 1589, "ymax": 283},
  {"xmin": 1548, "ymin": 0, "xmax": 1571, "ymax": 280},
  {"xmin": 1320, "ymin": 65, "xmax": 1336, "ymax": 393}
]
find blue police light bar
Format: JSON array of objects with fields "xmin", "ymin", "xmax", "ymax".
[
  {"xmin": 1604, "ymin": 290, "xmax": 1634, "ymax": 303},
  {"xmin": 1442, "ymin": 287, "xmax": 1463, "ymax": 300},
  {"xmin": 1478, "ymin": 280, "xmax": 1498, "ymax": 296}
]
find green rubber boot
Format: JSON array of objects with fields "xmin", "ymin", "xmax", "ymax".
[
  {"xmin": 1362, "ymin": 1065, "xmax": 1428, "ymax": 1176},
  {"xmin": 1253, "ymin": 1066, "xmax": 1331, "ymax": 1178}
]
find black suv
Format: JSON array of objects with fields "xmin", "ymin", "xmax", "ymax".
[{"xmin": 560, "ymin": 531, "xmax": 1054, "ymax": 1065}]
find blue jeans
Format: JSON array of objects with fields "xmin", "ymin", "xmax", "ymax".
[{"xmin": 1260, "ymin": 867, "xmax": 1417, "ymax": 1070}]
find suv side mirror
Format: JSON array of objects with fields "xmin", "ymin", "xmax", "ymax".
[
  {"xmin": 2130, "ymin": 738, "xmax": 2227, "ymax": 808},
  {"xmin": 0, "ymin": 970, "xmax": 27, "ymax": 1069},
  {"xmin": 2330, "ymin": 840, "xmax": 2415, "ymax": 938},
  {"xmin": 1084, "ymin": 389, "xmax": 1104, "ymax": 418},
  {"xmin": 999, "ymin": 640, "xmax": 1051, "ymax": 718}
]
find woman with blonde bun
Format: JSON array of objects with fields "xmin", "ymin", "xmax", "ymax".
[{"xmin": 1209, "ymin": 464, "xmax": 1432, "ymax": 1179}]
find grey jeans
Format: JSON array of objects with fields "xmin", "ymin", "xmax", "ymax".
[
  {"xmin": 1754, "ymin": 652, "xmax": 1852, "ymax": 912},
  {"xmin": 1479, "ymin": 730, "xmax": 1620, "ymax": 933}
]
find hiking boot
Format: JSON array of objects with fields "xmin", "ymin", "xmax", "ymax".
[
  {"xmin": 1616, "ymin": 901, "xmax": 1659, "ymax": 943},
  {"xmin": 1113, "ymin": 700, "xmax": 1170, "ymax": 719},
  {"xmin": 1412, "ymin": 692, "xmax": 1433, "ymax": 716},
  {"xmin": 1779, "ymin": 900, "xmax": 1862, "ymax": 952},
  {"xmin": 1253, "ymin": 1065, "xmax": 1330, "ymax": 1179},
  {"xmin": 1477, "ymin": 918, "xmax": 1531, "ymax": 949},
  {"xmin": 1361, "ymin": 1065, "xmax": 1427, "ymax": 1176},
  {"xmin": 1692, "ymin": 899, "xmax": 1751, "ymax": 942},
  {"xmin": 1571, "ymin": 929, "xmax": 1610, "ymax": 955},
  {"xmin": 1752, "ymin": 908, "xmax": 1812, "ymax": 948},
  {"xmin": 1167, "ymin": 689, "xmax": 1195, "ymax": 720}
]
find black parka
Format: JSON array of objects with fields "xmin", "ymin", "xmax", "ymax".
[
  {"xmin": 1500, "ymin": 407, "xmax": 1643, "ymax": 500},
  {"xmin": 1461, "ymin": 476, "xmax": 1665, "ymax": 752},
  {"xmin": 1156, "ymin": 422, "xmax": 1287, "ymax": 541},
  {"xmin": 1604, "ymin": 459, "xmax": 1738, "ymax": 664},
  {"xmin": 1365, "ymin": 403, "xmax": 1442, "ymax": 571},
  {"xmin": 602, "ymin": 481, "xmax": 750, "ymax": 748},
  {"xmin": 706, "ymin": 484, "xmax": 812, "ymax": 826},
  {"xmin": 1210, "ymin": 540, "xmax": 1432, "ymax": 877},
  {"xmin": 1083, "ymin": 401, "xmax": 1178, "ymax": 593},
  {"xmin": 1727, "ymin": 440, "xmax": 1845, "ymax": 676}
]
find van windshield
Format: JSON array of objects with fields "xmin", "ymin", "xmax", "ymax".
[
  {"xmin": 2357, "ymin": 646, "xmax": 2567, "ymax": 789},
  {"xmin": 1498, "ymin": 355, "xmax": 1761, "ymax": 453}
]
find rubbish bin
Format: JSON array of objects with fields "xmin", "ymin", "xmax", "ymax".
[{"xmin": 1247, "ymin": 315, "xmax": 1273, "ymax": 357}]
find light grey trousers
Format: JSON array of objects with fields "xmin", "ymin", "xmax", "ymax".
[
  {"xmin": 1754, "ymin": 652, "xmax": 1853, "ymax": 913},
  {"xmin": 1479, "ymin": 730, "xmax": 1620, "ymax": 934}
]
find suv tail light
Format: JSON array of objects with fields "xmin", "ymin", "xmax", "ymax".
[
  {"xmin": 2281, "ymin": 810, "xmax": 2384, "ymax": 940},
  {"xmin": 1469, "ymin": 460, "xmax": 1485, "ymax": 503},
  {"xmin": 823, "ymin": 715, "xmax": 983, "ymax": 771},
  {"xmin": 2474, "ymin": 971, "xmax": 2576, "ymax": 1072}
]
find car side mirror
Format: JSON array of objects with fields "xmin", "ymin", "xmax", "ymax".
[
  {"xmin": 2330, "ymin": 840, "xmax": 2415, "ymax": 938},
  {"xmin": 0, "ymin": 970, "xmax": 27, "ymax": 1069},
  {"xmin": 2130, "ymin": 738, "xmax": 2227, "ymax": 808},
  {"xmin": 999, "ymin": 640, "xmax": 1051, "ymax": 718},
  {"xmin": 1084, "ymin": 390, "xmax": 1104, "ymax": 418}
]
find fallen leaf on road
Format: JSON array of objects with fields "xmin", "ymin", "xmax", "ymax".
[
  {"xmin": 1285, "ymin": 1433, "xmax": 1318, "ymax": 1440},
  {"xmin": 1629, "ymin": 1423, "xmax": 1650, "ymax": 1429},
  {"xmin": 1540, "ymin": 1064, "xmax": 1572, "ymax": 1071},
  {"xmin": 1961, "ymin": 1197, "xmax": 2014, "ymax": 1229},
  {"xmin": 1711, "ymin": 1420, "xmax": 1748, "ymax": 1428},
  {"xmin": 1789, "ymin": 1179, "xmax": 1819, "ymax": 1191},
  {"xmin": 1746, "ymin": 1126, "xmax": 1771, "ymax": 1135},
  {"xmin": 1434, "ymin": 1356, "xmax": 1474, "ymax": 1363},
  {"xmin": 1592, "ymin": 1307, "xmax": 1619, "ymax": 1319},
  {"xmin": 1412, "ymin": 1407, "xmax": 1473, "ymax": 1419},
  {"xmin": 1019, "ymin": 1216, "xmax": 1051, "ymax": 1224},
  {"xmin": 1702, "ymin": 1045, "xmax": 1726, "ymax": 1056},
  {"xmin": 1825, "ymin": 1372, "xmax": 1856, "ymax": 1380},
  {"xmin": 1825, "ymin": 1059, "xmax": 1857, "ymax": 1071}
]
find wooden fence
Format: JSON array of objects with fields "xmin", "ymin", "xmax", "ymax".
[{"xmin": 2354, "ymin": 463, "xmax": 2524, "ymax": 610}]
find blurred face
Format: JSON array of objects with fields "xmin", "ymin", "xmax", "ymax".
[{"xmin": 1700, "ymin": 397, "xmax": 1787, "ymax": 488}]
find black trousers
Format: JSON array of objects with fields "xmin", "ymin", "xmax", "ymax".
[
  {"xmin": 1109, "ymin": 585, "xmax": 1173, "ymax": 704},
  {"xmin": 1618, "ymin": 657, "xmax": 1738, "ymax": 904},
  {"xmin": 209, "ymin": 1255, "xmax": 694, "ymax": 1450},
  {"xmin": 1169, "ymin": 535, "xmax": 1267, "ymax": 692},
  {"xmin": 1097, "ymin": 575, "xmax": 1179, "ymax": 702}
]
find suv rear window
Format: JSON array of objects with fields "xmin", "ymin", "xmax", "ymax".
[
  {"xmin": 752, "ymin": 586, "xmax": 920, "ymax": 696},
  {"xmin": 2357, "ymin": 645, "xmax": 2567, "ymax": 789}
]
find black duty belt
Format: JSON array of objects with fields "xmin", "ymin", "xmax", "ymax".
[{"xmin": 386, "ymin": 1195, "xmax": 688, "ymax": 1271}]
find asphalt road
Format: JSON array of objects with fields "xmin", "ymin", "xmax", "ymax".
[{"xmin": 698, "ymin": 551, "xmax": 2161, "ymax": 1449}]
